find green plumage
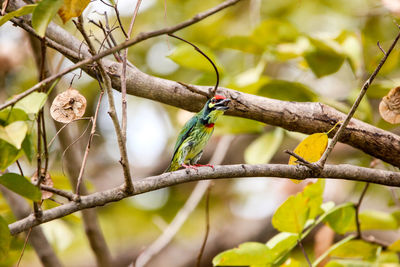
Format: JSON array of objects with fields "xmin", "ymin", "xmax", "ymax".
[{"xmin": 165, "ymin": 96, "xmax": 230, "ymax": 172}]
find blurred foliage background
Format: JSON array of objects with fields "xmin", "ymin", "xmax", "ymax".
[{"xmin": 2, "ymin": 0, "xmax": 400, "ymax": 266}]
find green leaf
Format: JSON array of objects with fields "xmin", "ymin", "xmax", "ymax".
[
  {"xmin": 303, "ymin": 179, "xmax": 325, "ymax": 219},
  {"xmin": 168, "ymin": 43, "xmax": 224, "ymax": 73},
  {"xmin": 325, "ymin": 260, "xmax": 371, "ymax": 267},
  {"xmin": 0, "ymin": 121, "xmax": 27, "ymax": 149},
  {"xmin": 212, "ymin": 242, "xmax": 273, "ymax": 266},
  {"xmin": 244, "ymin": 128, "xmax": 284, "ymax": 164},
  {"xmin": 324, "ymin": 204, "xmax": 355, "ymax": 234},
  {"xmin": 312, "ymin": 235, "xmax": 355, "ymax": 267},
  {"xmin": 0, "ymin": 173, "xmax": 42, "ymax": 201},
  {"xmin": 304, "ymin": 37, "xmax": 346, "ymax": 78},
  {"xmin": 335, "ymin": 31, "xmax": 363, "ymax": 74},
  {"xmin": 266, "ymin": 232, "xmax": 298, "ymax": 264},
  {"xmin": 0, "ymin": 216, "xmax": 10, "ymax": 261},
  {"xmin": 275, "ymin": 37, "xmax": 311, "ymax": 61},
  {"xmin": 252, "ymin": 19, "xmax": 298, "ymax": 45},
  {"xmin": 349, "ymin": 210, "xmax": 399, "ymax": 231},
  {"xmin": 0, "ymin": 140, "xmax": 21, "ymax": 171},
  {"xmin": 0, "ymin": 108, "xmax": 28, "ymax": 125},
  {"xmin": 32, "ymin": 0, "xmax": 64, "ymax": 37},
  {"xmin": 272, "ymin": 192, "xmax": 309, "ymax": 233},
  {"xmin": 329, "ymin": 240, "xmax": 379, "ymax": 261},
  {"xmin": 388, "ymin": 239, "xmax": 400, "ymax": 252},
  {"xmin": 257, "ymin": 80, "xmax": 318, "ymax": 102},
  {"xmin": 216, "ymin": 35, "xmax": 265, "ymax": 54},
  {"xmin": 0, "ymin": 4, "xmax": 37, "ymax": 27},
  {"xmin": 215, "ymin": 116, "xmax": 264, "ymax": 135},
  {"xmin": 14, "ymin": 92, "xmax": 47, "ymax": 114},
  {"xmin": 21, "ymin": 134, "xmax": 34, "ymax": 162}
]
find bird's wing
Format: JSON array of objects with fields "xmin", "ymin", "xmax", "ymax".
[{"xmin": 171, "ymin": 115, "xmax": 198, "ymax": 158}]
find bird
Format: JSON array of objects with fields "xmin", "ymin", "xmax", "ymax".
[{"xmin": 165, "ymin": 95, "xmax": 230, "ymax": 172}]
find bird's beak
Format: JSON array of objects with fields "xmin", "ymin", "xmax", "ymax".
[{"xmin": 215, "ymin": 98, "xmax": 231, "ymax": 110}]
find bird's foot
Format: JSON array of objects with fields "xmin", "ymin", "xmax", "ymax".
[
  {"xmin": 182, "ymin": 164, "xmax": 198, "ymax": 171},
  {"xmin": 194, "ymin": 164, "xmax": 215, "ymax": 170}
]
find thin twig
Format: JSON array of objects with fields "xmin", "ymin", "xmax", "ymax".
[
  {"xmin": 168, "ymin": 33, "xmax": 219, "ymax": 97},
  {"xmin": 298, "ymin": 239, "xmax": 312, "ymax": 267},
  {"xmin": 354, "ymin": 183, "xmax": 369, "ymax": 238},
  {"xmin": 75, "ymin": 15, "xmax": 134, "ymax": 193},
  {"xmin": 377, "ymin": 41, "xmax": 386, "ymax": 55},
  {"xmin": 121, "ymin": 0, "xmax": 142, "ymax": 142},
  {"xmin": 196, "ymin": 184, "xmax": 212, "ymax": 267},
  {"xmin": 40, "ymin": 185, "xmax": 79, "ymax": 201},
  {"xmin": 76, "ymin": 91, "xmax": 104, "ymax": 195},
  {"xmin": 284, "ymin": 149, "xmax": 320, "ymax": 173},
  {"xmin": 16, "ymin": 160, "xmax": 24, "ymax": 176},
  {"xmin": 0, "ymin": 0, "xmax": 242, "ymax": 111},
  {"xmin": 47, "ymin": 117, "xmax": 91, "ymax": 148},
  {"xmin": 16, "ymin": 227, "xmax": 32, "ymax": 267},
  {"xmin": 314, "ymin": 28, "xmax": 400, "ymax": 169}
]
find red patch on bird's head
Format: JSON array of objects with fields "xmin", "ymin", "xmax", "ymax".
[{"xmin": 214, "ymin": 95, "xmax": 226, "ymax": 100}]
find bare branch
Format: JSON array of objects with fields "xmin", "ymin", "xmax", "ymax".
[{"xmin": 9, "ymin": 163, "xmax": 400, "ymax": 235}]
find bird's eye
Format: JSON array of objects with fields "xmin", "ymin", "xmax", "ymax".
[{"xmin": 211, "ymin": 98, "xmax": 216, "ymax": 103}]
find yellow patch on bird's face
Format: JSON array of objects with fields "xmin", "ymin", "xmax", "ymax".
[{"xmin": 208, "ymin": 102, "xmax": 215, "ymax": 109}]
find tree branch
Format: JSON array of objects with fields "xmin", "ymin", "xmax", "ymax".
[{"xmin": 8, "ymin": 163, "xmax": 400, "ymax": 235}]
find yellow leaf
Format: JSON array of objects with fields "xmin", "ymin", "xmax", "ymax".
[
  {"xmin": 288, "ymin": 133, "xmax": 328, "ymax": 183},
  {"xmin": 58, "ymin": 0, "xmax": 90, "ymax": 23}
]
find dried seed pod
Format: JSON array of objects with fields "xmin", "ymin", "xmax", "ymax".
[
  {"xmin": 50, "ymin": 87, "xmax": 87, "ymax": 123},
  {"xmin": 379, "ymin": 86, "xmax": 400, "ymax": 124},
  {"xmin": 31, "ymin": 169, "xmax": 54, "ymax": 200}
]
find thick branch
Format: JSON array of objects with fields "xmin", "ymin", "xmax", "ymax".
[{"xmin": 8, "ymin": 163, "xmax": 400, "ymax": 235}]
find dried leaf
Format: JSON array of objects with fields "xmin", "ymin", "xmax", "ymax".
[
  {"xmin": 50, "ymin": 88, "xmax": 86, "ymax": 123},
  {"xmin": 58, "ymin": 0, "xmax": 90, "ymax": 23},
  {"xmin": 379, "ymin": 86, "xmax": 400, "ymax": 124},
  {"xmin": 31, "ymin": 169, "xmax": 53, "ymax": 200}
]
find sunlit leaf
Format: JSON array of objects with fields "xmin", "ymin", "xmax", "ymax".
[
  {"xmin": 336, "ymin": 31, "xmax": 363, "ymax": 74},
  {"xmin": 266, "ymin": 232, "xmax": 298, "ymax": 264},
  {"xmin": 32, "ymin": 0, "xmax": 64, "ymax": 37},
  {"xmin": 244, "ymin": 128, "xmax": 284, "ymax": 164},
  {"xmin": 0, "ymin": 216, "xmax": 10, "ymax": 261},
  {"xmin": 233, "ymin": 60, "xmax": 267, "ymax": 88},
  {"xmin": 216, "ymin": 35, "xmax": 264, "ymax": 54},
  {"xmin": 324, "ymin": 204, "xmax": 355, "ymax": 234},
  {"xmin": 288, "ymin": 133, "xmax": 328, "ymax": 165},
  {"xmin": 281, "ymin": 258, "xmax": 300, "ymax": 267},
  {"xmin": 168, "ymin": 43, "xmax": 224, "ymax": 73},
  {"xmin": 58, "ymin": 0, "xmax": 90, "ymax": 23},
  {"xmin": 272, "ymin": 192, "xmax": 309, "ymax": 233},
  {"xmin": 0, "ymin": 108, "xmax": 28, "ymax": 125},
  {"xmin": 288, "ymin": 133, "xmax": 328, "ymax": 183},
  {"xmin": 257, "ymin": 79, "xmax": 317, "ymax": 102},
  {"xmin": 330, "ymin": 240, "xmax": 379, "ymax": 261},
  {"xmin": 252, "ymin": 19, "xmax": 299, "ymax": 45},
  {"xmin": 0, "ymin": 121, "xmax": 28, "ymax": 149},
  {"xmin": 275, "ymin": 37, "xmax": 310, "ymax": 60},
  {"xmin": 303, "ymin": 179, "xmax": 325, "ymax": 219},
  {"xmin": 14, "ymin": 92, "xmax": 47, "ymax": 114},
  {"xmin": 0, "ymin": 140, "xmax": 21, "ymax": 171},
  {"xmin": 345, "ymin": 210, "xmax": 399, "ymax": 232},
  {"xmin": 388, "ymin": 239, "xmax": 400, "ymax": 252},
  {"xmin": 0, "ymin": 173, "xmax": 42, "ymax": 201},
  {"xmin": 212, "ymin": 242, "xmax": 273, "ymax": 266},
  {"xmin": 304, "ymin": 36, "xmax": 346, "ymax": 78},
  {"xmin": 0, "ymin": 4, "xmax": 37, "ymax": 27}
]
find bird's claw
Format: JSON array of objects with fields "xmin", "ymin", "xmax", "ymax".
[{"xmin": 194, "ymin": 164, "xmax": 215, "ymax": 170}]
